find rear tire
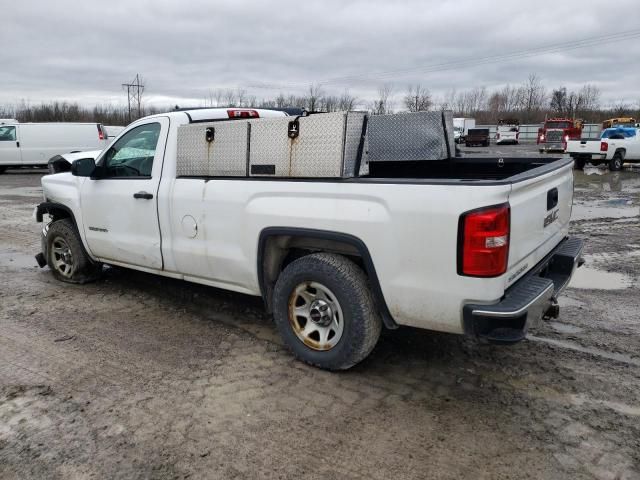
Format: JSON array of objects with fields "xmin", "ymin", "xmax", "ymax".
[
  {"xmin": 609, "ymin": 152, "xmax": 624, "ymax": 171},
  {"xmin": 0, "ymin": 166, "xmax": 7, "ymax": 174},
  {"xmin": 573, "ymin": 158, "xmax": 586, "ymax": 170},
  {"xmin": 46, "ymin": 219, "xmax": 102, "ymax": 284},
  {"xmin": 272, "ymin": 253, "xmax": 382, "ymax": 370}
]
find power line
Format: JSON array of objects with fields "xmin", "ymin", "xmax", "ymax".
[
  {"xmin": 122, "ymin": 74, "xmax": 145, "ymax": 122},
  {"xmin": 247, "ymin": 29, "xmax": 640, "ymax": 91}
]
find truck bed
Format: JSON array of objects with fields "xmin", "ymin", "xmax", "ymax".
[{"xmin": 365, "ymin": 156, "xmax": 568, "ymax": 182}]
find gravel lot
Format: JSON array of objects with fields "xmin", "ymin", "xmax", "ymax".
[{"xmin": 1, "ymin": 148, "xmax": 639, "ymax": 479}]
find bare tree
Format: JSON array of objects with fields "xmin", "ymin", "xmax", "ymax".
[
  {"xmin": 223, "ymin": 89, "xmax": 236, "ymax": 107},
  {"xmin": 520, "ymin": 73, "xmax": 546, "ymax": 122},
  {"xmin": 305, "ymin": 84, "xmax": 324, "ymax": 112},
  {"xmin": 404, "ymin": 84, "xmax": 432, "ymax": 112},
  {"xmin": 370, "ymin": 84, "xmax": 394, "ymax": 115},
  {"xmin": 235, "ymin": 88, "xmax": 247, "ymax": 107},
  {"xmin": 275, "ymin": 93, "xmax": 287, "ymax": 108},
  {"xmin": 550, "ymin": 87, "xmax": 568, "ymax": 116},
  {"xmin": 338, "ymin": 90, "xmax": 358, "ymax": 111}
]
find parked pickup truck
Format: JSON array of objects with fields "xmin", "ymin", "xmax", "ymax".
[
  {"xmin": 465, "ymin": 128, "xmax": 491, "ymax": 147},
  {"xmin": 34, "ymin": 108, "xmax": 583, "ymax": 370},
  {"xmin": 566, "ymin": 127, "xmax": 640, "ymax": 170}
]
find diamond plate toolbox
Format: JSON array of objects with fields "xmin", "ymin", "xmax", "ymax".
[
  {"xmin": 248, "ymin": 112, "xmax": 366, "ymax": 177},
  {"xmin": 367, "ymin": 111, "xmax": 452, "ymax": 162},
  {"xmin": 176, "ymin": 121, "xmax": 250, "ymax": 177}
]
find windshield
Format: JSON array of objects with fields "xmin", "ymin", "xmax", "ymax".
[{"xmin": 545, "ymin": 121, "xmax": 571, "ymax": 129}]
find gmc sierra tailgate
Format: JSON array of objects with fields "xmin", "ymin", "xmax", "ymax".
[{"xmin": 505, "ymin": 159, "xmax": 574, "ymax": 288}]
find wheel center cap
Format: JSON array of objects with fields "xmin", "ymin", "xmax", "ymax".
[{"xmin": 309, "ymin": 299, "xmax": 332, "ymax": 327}]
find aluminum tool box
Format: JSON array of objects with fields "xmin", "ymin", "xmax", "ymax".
[
  {"xmin": 366, "ymin": 111, "xmax": 454, "ymax": 163},
  {"xmin": 176, "ymin": 121, "xmax": 250, "ymax": 177},
  {"xmin": 248, "ymin": 111, "xmax": 367, "ymax": 178}
]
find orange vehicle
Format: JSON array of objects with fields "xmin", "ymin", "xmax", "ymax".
[{"xmin": 537, "ymin": 118, "xmax": 583, "ymax": 152}]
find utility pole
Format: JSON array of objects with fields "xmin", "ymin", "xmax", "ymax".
[{"xmin": 122, "ymin": 74, "xmax": 144, "ymax": 123}]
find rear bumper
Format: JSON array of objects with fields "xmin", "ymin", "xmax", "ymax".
[
  {"xmin": 569, "ymin": 152, "xmax": 607, "ymax": 162},
  {"xmin": 463, "ymin": 236, "xmax": 584, "ymax": 344}
]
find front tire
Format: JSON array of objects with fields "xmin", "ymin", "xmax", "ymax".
[
  {"xmin": 46, "ymin": 219, "xmax": 102, "ymax": 283},
  {"xmin": 609, "ymin": 153, "xmax": 624, "ymax": 171},
  {"xmin": 272, "ymin": 253, "xmax": 382, "ymax": 370}
]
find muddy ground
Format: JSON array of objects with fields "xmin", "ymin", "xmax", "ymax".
[{"xmin": 1, "ymin": 150, "xmax": 639, "ymax": 479}]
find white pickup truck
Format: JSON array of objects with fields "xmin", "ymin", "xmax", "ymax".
[
  {"xmin": 566, "ymin": 127, "xmax": 640, "ymax": 170},
  {"xmin": 34, "ymin": 108, "xmax": 583, "ymax": 370}
]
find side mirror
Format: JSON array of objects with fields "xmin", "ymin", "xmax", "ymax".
[{"xmin": 71, "ymin": 158, "xmax": 96, "ymax": 177}]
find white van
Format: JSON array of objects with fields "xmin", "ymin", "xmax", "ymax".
[{"xmin": 0, "ymin": 122, "xmax": 109, "ymax": 173}]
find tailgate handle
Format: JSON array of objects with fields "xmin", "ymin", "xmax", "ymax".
[{"xmin": 547, "ymin": 188, "xmax": 558, "ymax": 210}]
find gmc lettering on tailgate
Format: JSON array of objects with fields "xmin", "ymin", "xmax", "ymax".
[{"xmin": 544, "ymin": 209, "xmax": 559, "ymax": 228}]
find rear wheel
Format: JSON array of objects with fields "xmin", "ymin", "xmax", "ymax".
[
  {"xmin": 272, "ymin": 253, "xmax": 382, "ymax": 370},
  {"xmin": 46, "ymin": 219, "xmax": 102, "ymax": 283},
  {"xmin": 0, "ymin": 166, "xmax": 7, "ymax": 174},
  {"xmin": 609, "ymin": 152, "xmax": 624, "ymax": 171},
  {"xmin": 573, "ymin": 158, "xmax": 586, "ymax": 170}
]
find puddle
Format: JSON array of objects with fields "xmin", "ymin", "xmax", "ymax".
[
  {"xmin": 548, "ymin": 322, "xmax": 583, "ymax": 334},
  {"xmin": 557, "ymin": 296, "xmax": 585, "ymax": 308},
  {"xmin": 574, "ymin": 169, "xmax": 640, "ymax": 193},
  {"xmin": 0, "ymin": 186, "xmax": 43, "ymax": 198},
  {"xmin": 528, "ymin": 335, "xmax": 640, "ymax": 368},
  {"xmin": 571, "ymin": 203, "xmax": 639, "ymax": 221},
  {"xmin": 0, "ymin": 251, "xmax": 39, "ymax": 269},
  {"xmin": 568, "ymin": 266, "xmax": 633, "ymax": 290}
]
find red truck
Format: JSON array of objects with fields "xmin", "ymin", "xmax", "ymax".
[{"xmin": 537, "ymin": 118, "xmax": 583, "ymax": 153}]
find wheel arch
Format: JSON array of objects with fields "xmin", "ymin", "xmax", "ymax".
[
  {"xmin": 36, "ymin": 202, "xmax": 78, "ymax": 230},
  {"xmin": 36, "ymin": 202, "xmax": 95, "ymax": 258},
  {"xmin": 257, "ymin": 227, "xmax": 398, "ymax": 329},
  {"xmin": 614, "ymin": 148, "xmax": 626, "ymax": 159}
]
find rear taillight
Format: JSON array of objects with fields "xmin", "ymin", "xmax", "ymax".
[
  {"xmin": 564, "ymin": 135, "xmax": 569, "ymax": 142},
  {"xmin": 458, "ymin": 204, "xmax": 510, "ymax": 277},
  {"xmin": 227, "ymin": 109, "xmax": 259, "ymax": 118},
  {"xmin": 600, "ymin": 141, "xmax": 608, "ymax": 152},
  {"xmin": 97, "ymin": 125, "xmax": 105, "ymax": 140}
]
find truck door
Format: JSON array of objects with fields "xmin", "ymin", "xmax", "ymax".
[
  {"xmin": 0, "ymin": 125, "xmax": 21, "ymax": 167},
  {"xmin": 79, "ymin": 117, "xmax": 169, "ymax": 269}
]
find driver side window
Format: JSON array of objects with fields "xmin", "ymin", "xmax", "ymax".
[{"xmin": 102, "ymin": 123, "xmax": 161, "ymax": 178}]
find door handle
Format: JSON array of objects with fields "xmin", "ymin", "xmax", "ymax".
[{"xmin": 133, "ymin": 191, "xmax": 153, "ymax": 200}]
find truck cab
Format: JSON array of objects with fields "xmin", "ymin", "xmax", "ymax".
[{"xmin": 538, "ymin": 118, "xmax": 583, "ymax": 153}]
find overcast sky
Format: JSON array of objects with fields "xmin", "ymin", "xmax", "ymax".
[{"xmin": 2, "ymin": 0, "xmax": 639, "ymax": 109}]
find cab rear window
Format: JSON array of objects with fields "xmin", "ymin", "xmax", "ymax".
[{"xmin": 601, "ymin": 128, "xmax": 636, "ymax": 139}]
